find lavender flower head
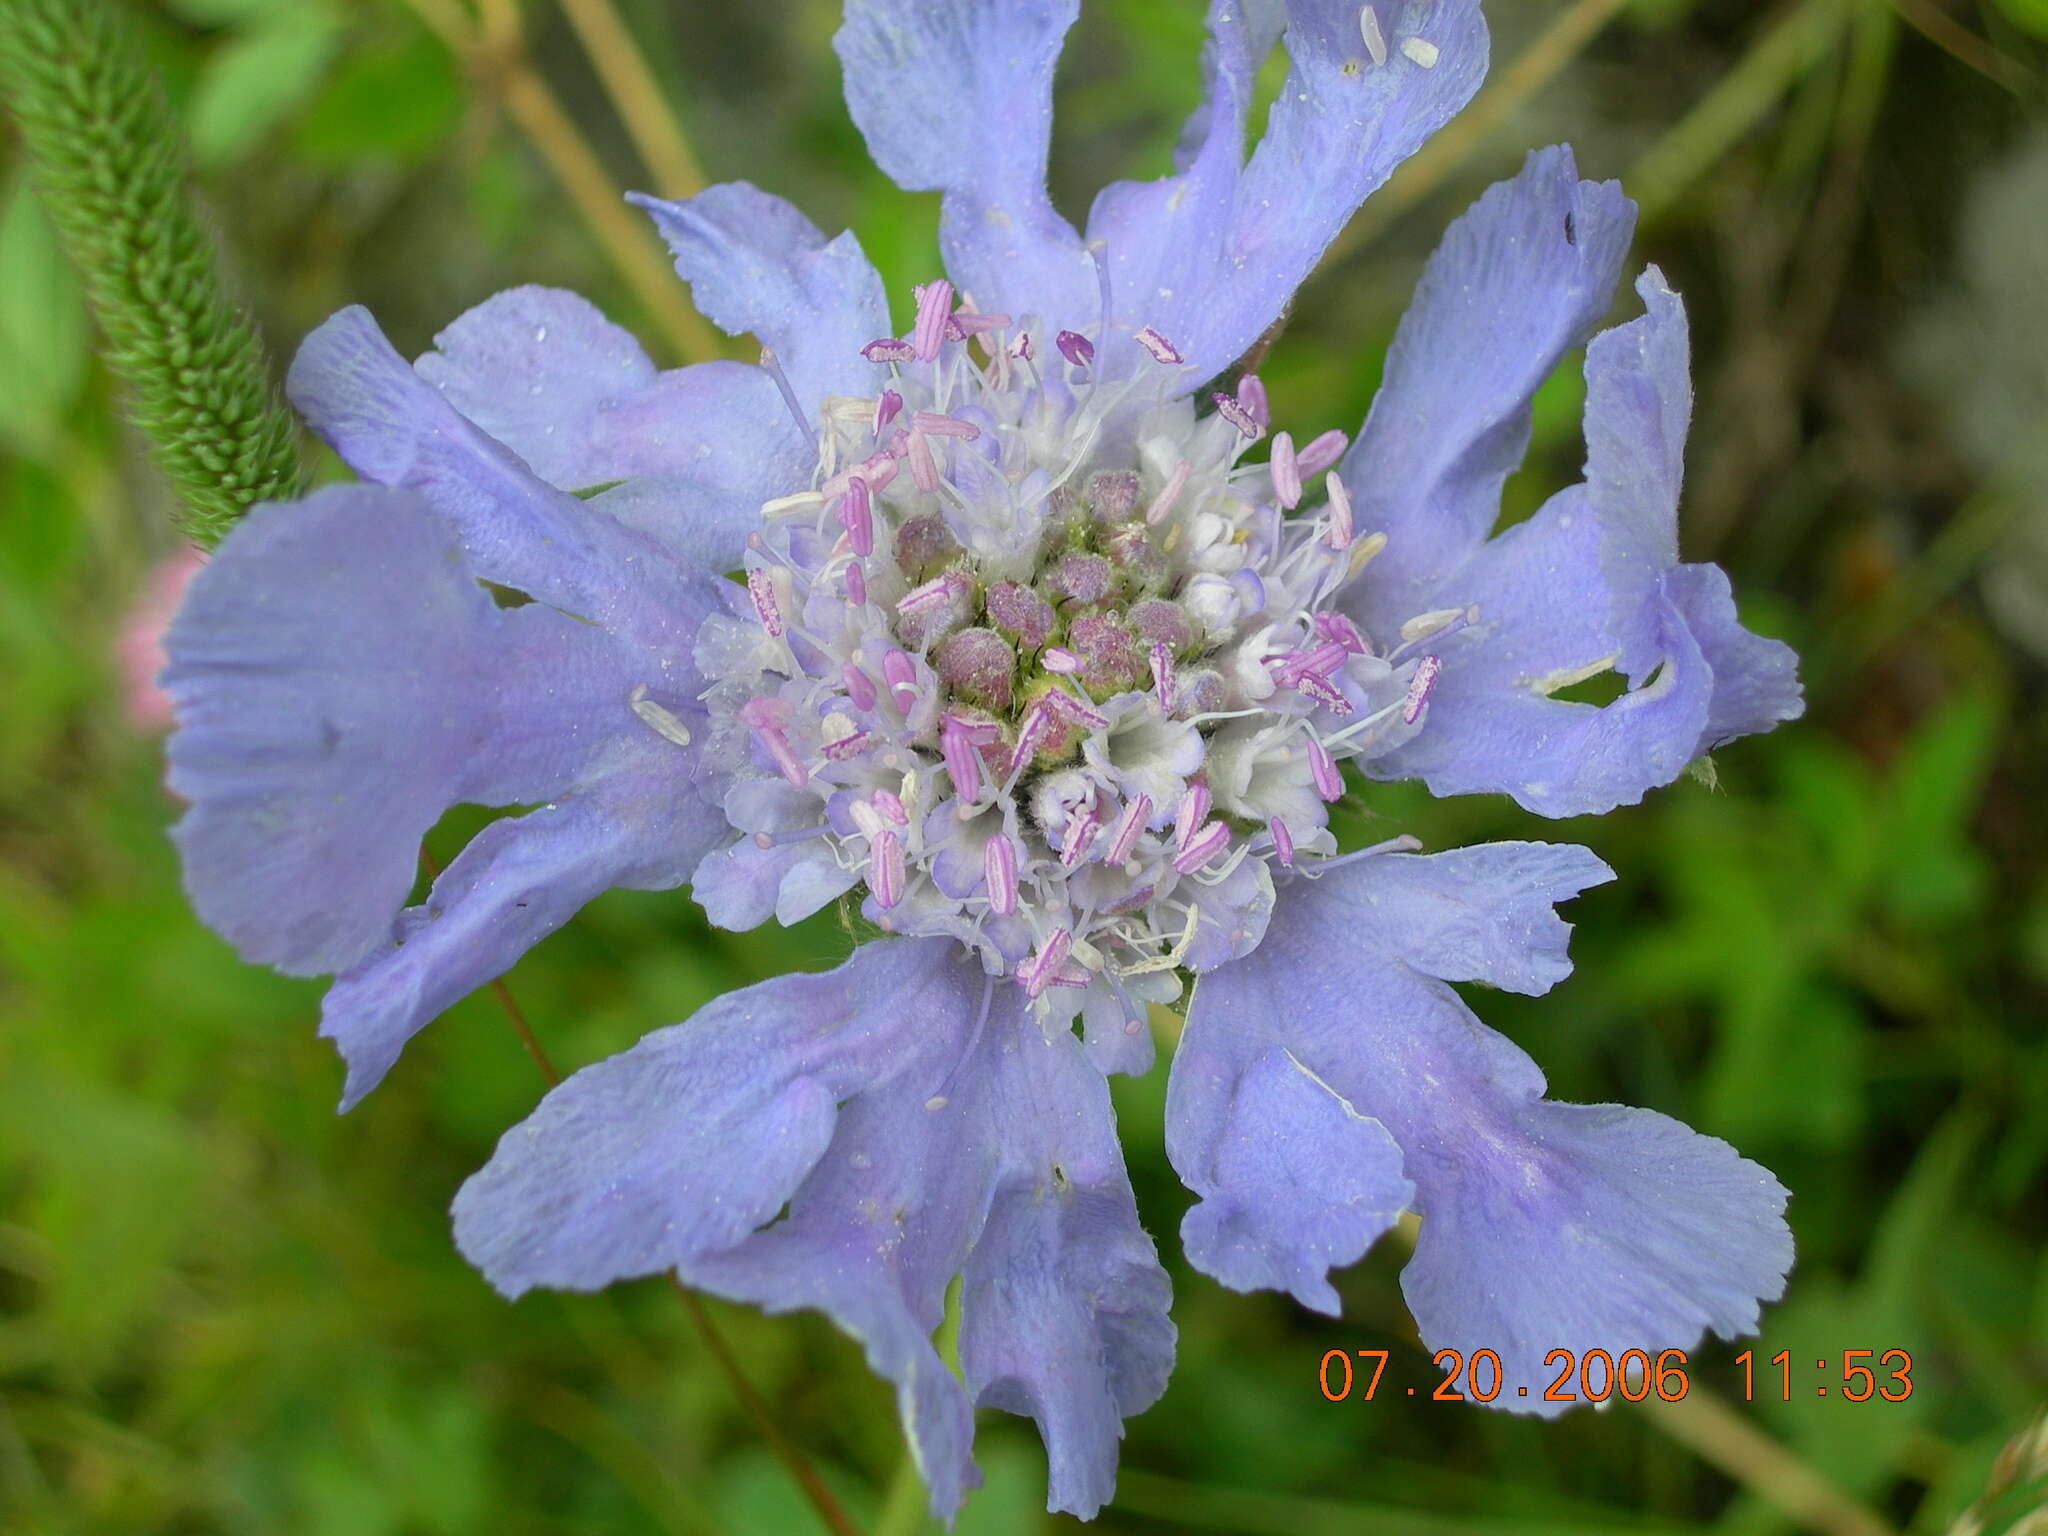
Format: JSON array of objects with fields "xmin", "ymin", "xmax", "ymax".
[{"xmin": 160, "ymin": 0, "xmax": 1804, "ymax": 1520}]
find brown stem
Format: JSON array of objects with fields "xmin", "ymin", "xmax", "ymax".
[{"xmin": 419, "ymin": 838, "xmax": 869, "ymax": 1536}]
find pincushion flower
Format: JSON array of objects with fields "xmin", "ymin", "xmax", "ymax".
[{"xmin": 161, "ymin": 0, "xmax": 1805, "ymax": 1520}]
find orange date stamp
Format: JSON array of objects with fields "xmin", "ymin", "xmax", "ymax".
[{"xmin": 1317, "ymin": 1347, "xmax": 1914, "ymax": 1404}]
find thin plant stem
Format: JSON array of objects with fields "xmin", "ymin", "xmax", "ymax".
[
  {"xmin": 420, "ymin": 834, "xmax": 868, "ymax": 1536},
  {"xmin": 1884, "ymin": 0, "xmax": 2032, "ymax": 92},
  {"xmin": 1638, "ymin": 1392, "xmax": 1896, "ymax": 1536},
  {"xmin": 1625, "ymin": 0, "xmax": 1846, "ymax": 226},
  {"xmin": 667, "ymin": 1280, "xmax": 868, "ymax": 1536},
  {"xmin": 1321, "ymin": 0, "xmax": 1634, "ymax": 266},
  {"xmin": 402, "ymin": 0, "xmax": 721, "ymax": 364},
  {"xmin": 556, "ymin": 0, "xmax": 709, "ymax": 197}
]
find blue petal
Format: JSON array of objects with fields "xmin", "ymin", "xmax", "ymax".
[
  {"xmin": 1338, "ymin": 146, "xmax": 1636, "ymax": 631},
  {"xmin": 454, "ymin": 941, "xmax": 1173, "ymax": 1519},
  {"xmin": 632, "ymin": 183, "xmax": 888, "ymax": 421},
  {"xmin": 836, "ymin": 0, "xmax": 1097, "ymax": 331},
  {"xmin": 453, "ymin": 938, "xmax": 964, "ymax": 1294},
  {"xmin": 288, "ymin": 305, "xmax": 720, "ymax": 640},
  {"xmin": 959, "ymin": 1013, "xmax": 1174, "ymax": 1521},
  {"xmin": 322, "ymin": 752, "xmax": 726, "ymax": 1110},
  {"xmin": 1086, "ymin": 0, "xmax": 1487, "ymax": 382},
  {"xmin": 163, "ymin": 487, "xmax": 660, "ymax": 980},
  {"xmin": 1175, "ymin": 847, "xmax": 1790, "ymax": 1410},
  {"xmin": 1363, "ymin": 272, "xmax": 1803, "ymax": 815},
  {"xmin": 414, "ymin": 286, "xmax": 805, "ymax": 569},
  {"xmin": 1167, "ymin": 1043, "xmax": 1410, "ymax": 1314}
]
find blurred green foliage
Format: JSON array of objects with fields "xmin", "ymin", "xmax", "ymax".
[{"xmin": 2, "ymin": 2, "xmax": 2045, "ymax": 1533}]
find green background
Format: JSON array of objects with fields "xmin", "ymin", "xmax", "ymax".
[{"xmin": 3, "ymin": 1, "xmax": 2046, "ymax": 1531}]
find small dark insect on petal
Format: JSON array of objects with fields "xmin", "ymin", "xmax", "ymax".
[{"xmin": 1564, "ymin": 211, "xmax": 1577, "ymax": 246}]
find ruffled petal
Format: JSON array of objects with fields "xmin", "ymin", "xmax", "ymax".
[
  {"xmin": 455, "ymin": 940, "xmax": 1173, "ymax": 1519},
  {"xmin": 1086, "ymin": 0, "xmax": 1487, "ymax": 382},
  {"xmin": 453, "ymin": 938, "xmax": 965, "ymax": 1294},
  {"xmin": 1166, "ymin": 1042, "xmax": 1410, "ymax": 1314},
  {"xmin": 162, "ymin": 487, "xmax": 658, "ymax": 979},
  {"xmin": 321, "ymin": 749, "xmax": 725, "ymax": 1110},
  {"xmin": 288, "ymin": 306, "xmax": 718, "ymax": 638},
  {"xmin": 1362, "ymin": 271, "xmax": 1803, "ymax": 815},
  {"xmin": 632, "ymin": 183, "xmax": 888, "ymax": 421},
  {"xmin": 835, "ymin": 0, "xmax": 1097, "ymax": 331},
  {"xmin": 1175, "ymin": 847, "xmax": 1790, "ymax": 1409},
  {"xmin": 959, "ymin": 1008, "xmax": 1174, "ymax": 1520},
  {"xmin": 413, "ymin": 286, "xmax": 805, "ymax": 569},
  {"xmin": 1338, "ymin": 146, "xmax": 1636, "ymax": 630}
]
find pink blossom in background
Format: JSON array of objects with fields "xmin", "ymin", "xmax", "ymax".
[{"xmin": 118, "ymin": 544, "xmax": 205, "ymax": 731}]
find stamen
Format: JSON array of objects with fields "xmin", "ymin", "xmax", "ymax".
[
  {"xmin": 1314, "ymin": 611, "xmax": 1371, "ymax": 654},
  {"xmin": 1042, "ymin": 647, "xmax": 1082, "ymax": 675},
  {"xmin": 940, "ymin": 713, "xmax": 984, "ymax": 800},
  {"xmin": 1269, "ymin": 816, "xmax": 1295, "ymax": 867},
  {"xmin": 1009, "ymin": 330, "xmax": 1034, "ymax": 361},
  {"xmin": 898, "ymin": 576, "xmax": 952, "ymax": 617},
  {"xmin": 1134, "ymin": 327, "xmax": 1183, "ymax": 365},
  {"xmin": 1359, "ymin": 4, "xmax": 1388, "ymax": 65},
  {"xmin": 837, "ymin": 475, "xmax": 874, "ymax": 556},
  {"xmin": 741, "ymin": 699, "xmax": 809, "ymax": 789},
  {"xmin": 1105, "ymin": 794, "xmax": 1152, "ymax": 865},
  {"xmin": 1056, "ymin": 330, "xmax": 1095, "ymax": 368},
  {"xmin": 1295, "ymin": 670, "xmax": 1353, "ymax": 715},
  {"xmin": 1044, "ymin": 689, "xmax": 1109, "ymax": 729},
  {"xmin": 1270, "ymin": 640, "xmax": 1348, "ymax": 688},
  {"xmin": 882, "ymin": 649, "xmax": 918, "ymax": 710},
  {"xmin": 862, "ymin": 338, "xmax": 915, "ymax": 363},
  {"xmin": 845, "ymin": 560, "xmax": 867, "ymax": 606},
  {"xmin": 1306, "ymin": 735, "xmax": 1343, "ymax": 801},
  {"xmin": 874, "ymin": 389, "xmax": 903, "ymax": 434},
  {"xmin": 841, "ymin": 660, "xmax": 877, "ymax": 711},
  {"xmin": 746, "ymin": 569, "xmax": 785, "ymax": 637},
  {"xmin": 1325, "ymin": 473, "xmax": 1355, "ymax": 549},
  {"xmin": 757, "ymin": 345, "xmax": 816, "ymax": 445},
  {"xmin": 1174, "ymin": 785, "xmax": 1211, "ymax": 850},
  {"xmin": 1020, "ymin": 928, "xmax": 1073, "ymax": 998},
  {"xmin": 1061, "ymin": 802, "xmax": 1099, "ymax": 868},
  {"xmin": 1270, "ymin": 431, "xmax": 1302, "ymax": 509},
  {"xmin": 1402, "ymin": 654, "xmax": 1442, "ymax": 725},
  {"xmin": 1151, "ymin": 642, "xmax": 1176, "ymax": 710},
  {"xmin": 1400, "ymin": 606, "xmax": 1468, "ymax": 645},
  {"xmin": 871, "ymin": 829, "xmax": 905, "ymax": 908},
  {"xmin": 1400, "ymin": 35, "xmax": 1440, "ymax": 68},
  {"xmin": 912, "ymin": 279, "xmax": 954, "ymax": 362},
  {"xmin": 1212, "ymin": 391, "xmax": 1263, "ymax": 440},
  {"xmin": 823, "ymin": 731, "xmax": 869, "ymax": 761},
  {"xmin": 1237, "ymin": 373, "xmax": 1270, "ymax": 428},
  {"xmin": 871, "ymin": 788, "xmax": 909, "ymax": 825},
  {"xmin": 1008, "ymin": 699, "xmax": 1051, "ymax": 775},
  {"xmin": 912, "ymin": 410, "xmax": 981, "ymax": 441},
  {"xmin": 1145, "ymin": 459, "xmax": 1192, "ymax": 526},
  {"xmin": 761, "ymin": 490, "xmax": 826, "ymax": 518},
  {"xmin": 1296, "ymin": 428, "xmax": 1350, "ymax": 476},
  {"xmin": 951, "ymin": 310, "xmax": 1011, "ymax": 336},
  {"xmin": 628, "ymin": 684, "xmax": 693, "ymax": 747},
  {"xmin": 985, "ymin": 833, "xmax": 1019, "ymax": 916},
  {"xmin": 907, "ymin": 427, "xmax": 939, "ymax": 493},
  {"xmin": 1172, "ymin": 821, "xmax": 1230, "ymax": 874}
]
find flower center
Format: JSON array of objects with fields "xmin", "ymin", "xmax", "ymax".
[{"xmin": 695, "ymin": 280, "xmax": 1448, "ymax": 1018}]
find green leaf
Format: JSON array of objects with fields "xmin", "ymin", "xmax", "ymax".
[
  {"xmin": 292, "ymin": 22, "xmax": 462, "ymax": 169},
  {"xmin": 1989, "ymin": 0, "xmax": 2048, "ymax": 40},
  {"xmin": 186, "ymin": 5, "xmax": 345, "ymax": 166}
]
